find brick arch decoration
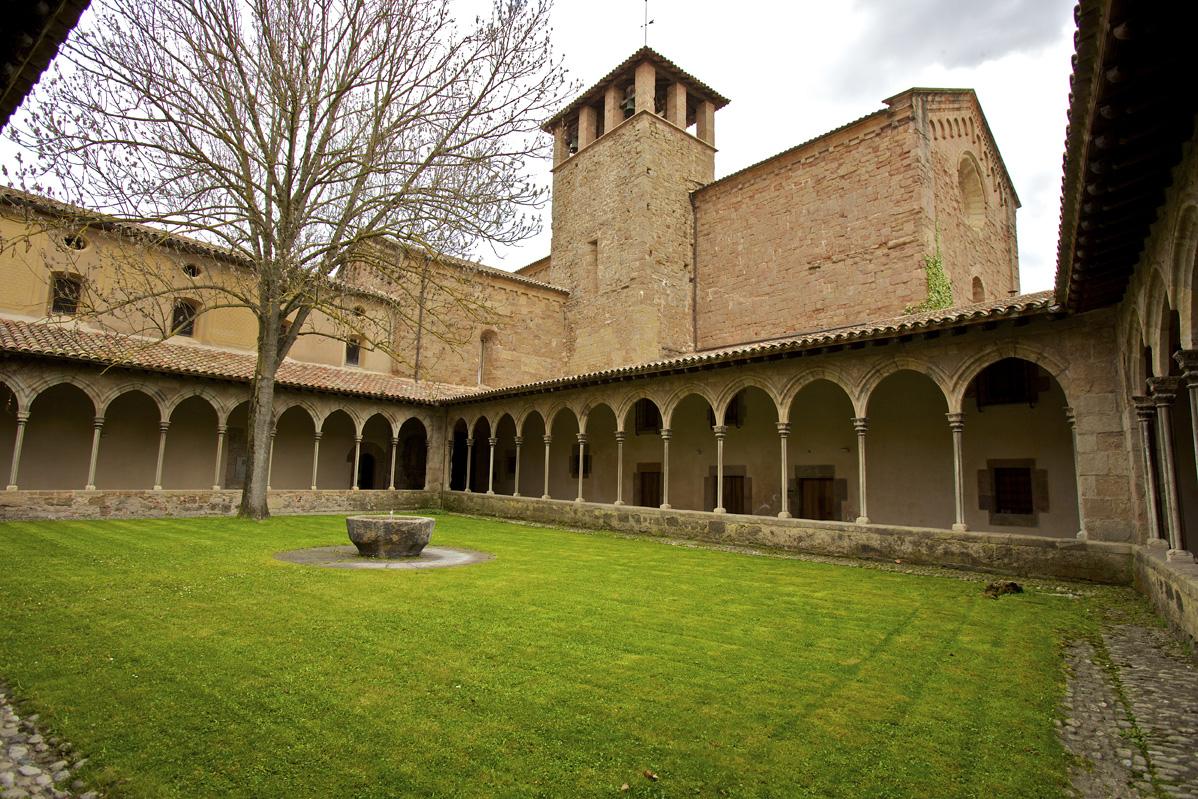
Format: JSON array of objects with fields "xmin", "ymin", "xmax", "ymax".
[
  {"xmin": 777, "ymin": 367, "xmax": 857, "ymax": 423},
  {"xmin": 97, "ymin": 382, "xmax": 169, "ymax": 420},
  {"xmin": 711, "ymin": 375, "xmax": 784, "ymax": 426},
  {"xmin": 855, "ymin": 356, "xmax": 953, "ymax": 416},
  {"xmin": 659, "ymin": 385, "xmax": 717, "ymax": 429},
  {"xmin": 948, "ymin": 343, "xmax": 1074, "ymax": 411}
]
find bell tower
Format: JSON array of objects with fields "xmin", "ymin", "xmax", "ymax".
[{"xmin": 541, "ymin": 48, "xmax": 728, "ymax": 374}]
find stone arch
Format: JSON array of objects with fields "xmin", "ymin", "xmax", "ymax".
[
  {"xmin": 0, "ymin": 374, "xmax": 33, "ymax": 411},
  {"xmin": 1140, "ymin": 265, "xmax": 1175, "ymax": 377},
  {"xmin": 21, "ymin": 382, "xmax": 96, "ymax": 489},
  {"xmin": 96, "ymin": 381, "xmax": 168, "ymax": 419},
  {"xmin": 971, "ymin": 276, "xmax": 985, "ymax": 303},
  {"xmin": 162, "ymin": 394, "xmax": 220, "ymax": 489},
  {"xmin": 857, "ymin": 357, "xmax": 951, "ymax": 417},
  {"xmin": 314, "ymin": 401, "xmax": 363, "ymax": 433},
  {"xmin": 469, "ymin": 413, "xmax": 493, "ymax": 440},
  {"xmin": 95, "ymin": 388, "xmax": 163, "ymax": 489},
  {"xmin": 517, "ymin": 409, "xmax": 547, "ymax": 497},
  {"xmin": 778, "ymin": 368, "xmax": 856, "ymax": 423},
  {"xmin": 517, "ymin": 408, "xmax": 545, "ymax": 438},
  {"xmin": 1172, "ymin": 203, "xmax": 1198, "ymax": 347},
  {"xmin": 949, "ymin": 342, "xmax": 1073, "ymax": 410},
  {"xmin": 613, "ymin": 387, "xmax": 669, "ymax": 432},
  {"xmin": 660, "ymin": 384, "xmax": 717, "ymax": 429},
  {"xmin": 578, "ymin": 399, "xmax": 618, "ymax": 434},
  {"xmin": 711, "ymin": 375, "xmax": 783, "ymax": 426},
  {"xmin": 21, "ymin": 373, "xmax": 103, "ymax": 411},
  {"xmin": 786, "ymin": 378, "xmax": 858, "ymax": 521},
  {"xmin": 360, "ymin": 412, "xmax": 395, "ymax": 489},
  {"xmin": 1121, "ymin": 306, "xmax": 1149, "ymax": 392},
  {"xmin": 163, "ymin": 385, "xmax": 225, "ymax": 420},
  {"xmin": 545, "ymin": 405, "xmax": 581, "ymax": 500}
]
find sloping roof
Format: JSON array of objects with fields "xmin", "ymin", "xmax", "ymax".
[
  {"xmin": 0, "ymin": 316, "xmax": 471, "ymax": 403},
  {"xmin": 445, "ymin": 292, "xmax": 1058, "ymax": 404},
  {"xmin": 543, "ymin": 46, "xmax": 730, "ymax": 133},
  {"xmin": 1055, "ymin": 0, "xmax": 1198, "ymax": 313},
  {"xmin": 0, "ymin": 0, "xmax": 90, "ymax": 131}
]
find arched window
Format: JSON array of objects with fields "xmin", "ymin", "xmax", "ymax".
[
  {"xmin": 958, "ymin": 154, "xmax": 986, "ymax": 231},
  {"xmin": 972, "ymin": 276, "xmax": 985, "ymax": 303},
  {"xmin": 345, "ymin": 336, "xmax": 362, "ymax": 367}
]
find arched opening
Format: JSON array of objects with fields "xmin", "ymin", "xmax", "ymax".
[
  {"xmin": 449, "ymin": 419, "xmax": 468, "ymax": 491},
  {"xmin": 547, "ymin": 409, "xmax": 580, "ymax": 500},
  {"xmin": 622, "ymin": 398, "xmax": 664, "ymax": 507},
  {"xmin": 0, "ymin": 383, "xmax": 19, "ymax": 488},
  {"xmin": 718, "ymin": 386, "xmax": 779, "ymax": 515},
  {"xmin": 866, "ymin": 370, "xmax": 953, "ymax": 528},
  {"xmin": 221, "ymin": 402, "xmax": 251, "ymax": 490},
  {"xmin": 22, "ymin": 383, "xmax": 95, "ymax": 489},
  {"xmin": 667, "ymin": 392, "xmax": 716, "ymax": 512},
  {"xmin": 469, "ymin": 417, "xmax": 493, "ymax": 493},
  {"xmin": 360, "ymin": 414, "xmax": 393, "ymax": 489},
  {"xmin": 958, "ymin": 154, "xmax": 985, "ymax": 231},
  {"xmin": 162, "ymin": 395, "xmax": 218, "ymax": 489},
  {"xmin": 962, "ymin": 358, "xmax": 1079, "ymax": 537},
  {"xmin": 972, "ymin": 276, "xmax": 985, "ymax": 303},
  {"xmin": 319, "ymin": 410, "xmax": 356, "ymax": 490},
  {"xmin": 95, "ymin": 391, "xmax": 160, "ymax": 490},
  {"xmin": 396, "ymin": 418, "xmax": 428, "ymax": 490},
  {"xmin": 518, "ymin": 412, "xmax": 546, "ymax": 497},
  {"xmin": 787, "ymin": 380, "xmax": 857, "ymax": 522},
  {"xmin": 1166, "ymin": 311, "xmax": 1196, "ymax": 551},
  {"xmin": 273, "ymin": 405, "xmax": 316, "ymax": 490},
  {"xmin": 584, "ymin": 404, "xmax": 618, "ymax": 504},
  {"xmin": 493, "ymin": 414, "xmax": 518, "ymax": 495}
]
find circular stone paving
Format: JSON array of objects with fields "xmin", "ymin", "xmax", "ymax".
[{"xmin": 274, "ymin": 545, "xmax": 493, "ymax": 570}]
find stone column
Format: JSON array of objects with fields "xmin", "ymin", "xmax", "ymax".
[
  {"xmin": 85, "ymin": 415, "xmax": 104, "ymax": 490},
  {"xmin": 212, "ymin": 423, "xmax": 227, "ymax": 491},
  {"xmin": 1148, "ymin": 377, "xmax": 1185, "ymax": 552},
  {"xmin": 267, "ymin": 428, "xmax": 276, "ymax": 491},
  {"xmin": 1132, "ymin": 396, "xmax": 1166, "ymax": 546},
  {"xmin": 445, "ymin": 436, "xmax": 454, "ymax": 490},
  {"xmin": 351, "ymin": 434, "xmax": 362, "ymax": 490},
  {"xmin": 696, "ymin": 100, "xmax": 715, "ymax": 145},
  {"xmin": 310, "ymin": 431, "xmax": 322, "ymax": 490},
  {"xmin": 541, "ymin": 434, "xmax": 552, "ymax": 500},
  {"xmin": 777, "ymin": 422, "xmax": 791, "ymax": 518},
  {"xmin": 604, "ymin": 84, "xmax": 622, "ymax": 132},
  {"xmin": 635, "ymin": 60, "xmax": 656, "ymax": 114},
  {"xmin": 153, "ymin": 421, "xmax": 170, "ymax": 491},
  {"xmin": 487, "ymin": 436, "xmax": 498, "ymax": 495},
  {"xmin": 513, "ymin": 436, "xmax": 523, "ymax": 497},
  {"xmin": 578, "ymin": 105, "xmax": 597, "ymax": 149},
  {"xmin": 946, "ymin": 412, "xmax": 967, "ymax": 531},
  {"xmin": 6, "ymin": 411, "xmax": 30, "ymax": 490},
  {"xmin": 614, "ymin": 431, "xmax": 626, "ymax": 506},
  {"xmin": 464, "ymin": 437, "xmax": 474, "ymax": 493},
  {"xmin": 388, "ymin": 436, "xmax": 398, "ymax": 490},
  {"xmin": 853, "ymin": 417, "xmax": 869, "ymax": 524},
  {"xmin": 575, "ymin": 432, "xmax": 587, "ymax": 502},
  {"xmin": 660, "ymin": 427, "xmax": 672, "ymax": 510},
  {"xmin": 713, "ymin": 425, "xmax": 727, "ymax": 513},
  {"xmin": 1173, "ymin": 350, "xmax": 1198, "ymax": 559},
  {"xmin": 1063, "ymin": 408, "xmax": 1087, "ymax": 539}
]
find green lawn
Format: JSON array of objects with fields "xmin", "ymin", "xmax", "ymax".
[{"xmin": 0, "ymin": 514, "xmax": 1094, "ymax": 798}]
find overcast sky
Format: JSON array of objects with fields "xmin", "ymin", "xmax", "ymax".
[{"xmin": 468, "ymin": 0, "xmax": 1078, "ymax": 294}]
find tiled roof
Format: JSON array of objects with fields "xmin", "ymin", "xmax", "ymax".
[
  {"xmin": 445, "ymin": 292, "xmax": 1058, "ymax": 403},
  {"xmin": 0, "ymin": 316, "xmax": 471, "ymax": 403}
]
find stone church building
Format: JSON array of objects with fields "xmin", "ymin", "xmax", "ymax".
[{"xmin": 1, "ymin": 1, "xmax": 1194, "ymax": 640}]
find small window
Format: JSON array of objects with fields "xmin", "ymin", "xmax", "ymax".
[
  {"xmin": 634, "ymin": 398, "xmax": 661, "ymax": 435},
  {"xmin": 994, "ymin": 467, "xmax": 1033, "ymax": 515},
  {"xmin": 972, "ymin": 276, "xmax": 985, "ymax": 303},
  {"xmin": 50, "ymin": 273, "xmax": 83, "ymax": 315},
  {"xmin": 345, "ymin": 337, "xmax": 361, "ymax": 367},
  {"xmin": 62, "ymin": 234, "xmax": 88, "ymax": 251},
  {"xmin": 182, "ymin": 263, "xmax": 202, "ymax": 278},
  {"xmin": 172, "ymin": 299, "xmax": 198, "ymax": 337}
]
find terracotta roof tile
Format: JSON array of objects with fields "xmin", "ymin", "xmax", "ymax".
[{"xmin": 0, "ymin": 316, "xmax": 471, "ymax": 403}]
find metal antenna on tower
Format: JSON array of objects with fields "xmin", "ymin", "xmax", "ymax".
[{"xmin": 642, "ymin": 0, "xmax": 654, "ymax": 46}]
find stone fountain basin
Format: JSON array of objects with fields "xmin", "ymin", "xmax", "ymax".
[{"xmin": 346, "ymin": 515, "xmax": 434, "ymax": 559}]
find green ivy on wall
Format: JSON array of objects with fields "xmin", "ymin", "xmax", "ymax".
[{"xmin": 905, "ymin": 225, "xmax": 953, "ymax": 314}]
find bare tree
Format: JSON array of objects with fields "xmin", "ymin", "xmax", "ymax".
[{"xmin": 7, "ymin": 0, "xmax": 566, "ymax": 519}]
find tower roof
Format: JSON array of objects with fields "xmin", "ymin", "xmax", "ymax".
[{"xmin": 542, "ymin": 46, "xmax": 729, "ymax": 133}]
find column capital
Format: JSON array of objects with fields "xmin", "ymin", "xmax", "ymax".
[
  {"xmin": 576, "ymin": 432, "xmax": 588, "ymax": 444},
  {"xmin": 1147, "ymin": 375, "xmax": 1183, "ymax": 405},
  {"xmin": 159, "ymin": 421, "xmax": 170, "ymax": 433},
  {"xmin": 16, "ymin": 411, "xmax": 30, "ymax": 423},
  {"xmin": 390, "ymin": 435, "xmax": 399, "ymax": 445},
  {"xmin": 488, "ymin": 436, "xmax": 498, "ymax": 446},
  {"xmin": 217, "ymin": 423, "xmax": 227, "ymax": 434},
  {"xmin": 93, "ymin": 415, "xmax": 105, "ymax": 428},
  {"xmin": 466, "ymin": 437, "xmax": 474, "ymax": 446},
  {"xmin": 1132, "ymin": 395, "xmax": 1158, "ymax": 422},
  {"xmin": 313, "ymin": 431, "xmax": 323, "ymax": 441},
  {"xmin": 1063, "ymin": 407, "xmax": 1076, "ymax": 430},
  {"xmin": 712, "ymin": 425, "xmax": 727, "ymax": 439},
  {"xmin": 514, "ymin": 436, "xmax": 524, "ymax": 446},
  {"xmin": 614, "ymin": 430, "xmax": 626, "ymax": 444},
  {"xmin": 946, "ymin": 412, "xmax": 966, "ymax": 432},
  {"xmin": 542, "ymin": 434, "xmax": 553, "ymax": 445},
  {"xmin": 353, "ymin": 434, "xmax": 363, "ymax": 443},
  {"xmin": 660, "ymin": 427, "xmax": 673, "ymax": 442},
  {"xmin": 852, "ymin": 417, "xmax": 869, "ymax": 434},
  {"xmin": 776, "ymin": 421, "xmax": 791, "ymax": 437},
  {"xmin": 1173, "ymin": 349, "xmax": 1198, "ymax": 378}
]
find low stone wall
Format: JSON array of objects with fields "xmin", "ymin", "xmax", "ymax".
[
  {"xmin": 1134, "ymin": 547, "xmax": 1198, "ymax": 652},
  {"xmin": 0, "ymin": 489, "xmax": 442, "ymax": 520},
  {"xmin": 443, "ymin": 492, "xmax": 1134, "ymax": 585}
]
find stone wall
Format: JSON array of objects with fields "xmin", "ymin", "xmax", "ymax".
[
  {"xmin": 549, "ymin": 111, "xmax": 715, "ymax": 372},
  {"xmin": 1134, "ymin": 547, "xmax": 1198, "ymax": 652},
  {"xmin": 0, "ymin": 488, "xmax": 442, "ymax": 521},
  {"xmin": 443, "ymin": 491, "xmax": 1133, "ymax": 584},
  {"xmin": 692, "ymin": 104, "xmax": 926, "ymax": 349}
]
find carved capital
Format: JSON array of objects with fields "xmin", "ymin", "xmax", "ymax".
[
  {"xmin": 514, "ymin": 436, "xmax": 523, "ymax": 447},
  {"xmin": 852, "ymin": 417, "xmax": 869, "ymax": 435},
  {"xmin": 1173, "ymin": 349, "xmax": 1198, "ymax": 380},
  {"xmin": 776, "ymin": 422, "xmax": 791, "ymax": 437},
  {"xmin": 465, "ymin": 437, "xmax": 474, "ymax": 447},
  {"xmin": 660, "ymin": 427, "xmax": 673, "ymax": 442},
  {"xmin": 576, "ymin": 432, "xmax": 587, "ymax": 444},
  {"xmin": 488, "ymin": 437, "xmax": 498, "ymax": 447},
  {"xmin": 712, "ymin": 425, "xmax": 727, "ymax": 438},
  {"xmin": 614, "ymin": 431, "xmax": 626, "ymax": 444},
  {"xmin": 1147, "ymin": 375, "xmax": 1183, "ymax": 406},
  {"xmin": 1131, "ymin": 395, "xmax": 1157, "ymax": 423},
  {"xmin": 945, "ymin": 412, "xmax": 966, "ymax": 432},
  {"xmin": 542, "ymin": 434, "xmax": 553, "ymax": 445}
]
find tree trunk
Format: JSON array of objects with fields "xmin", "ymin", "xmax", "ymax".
[{"xmin": 239, "ymin": 320, "xmax": 282, "ymax": 520}]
